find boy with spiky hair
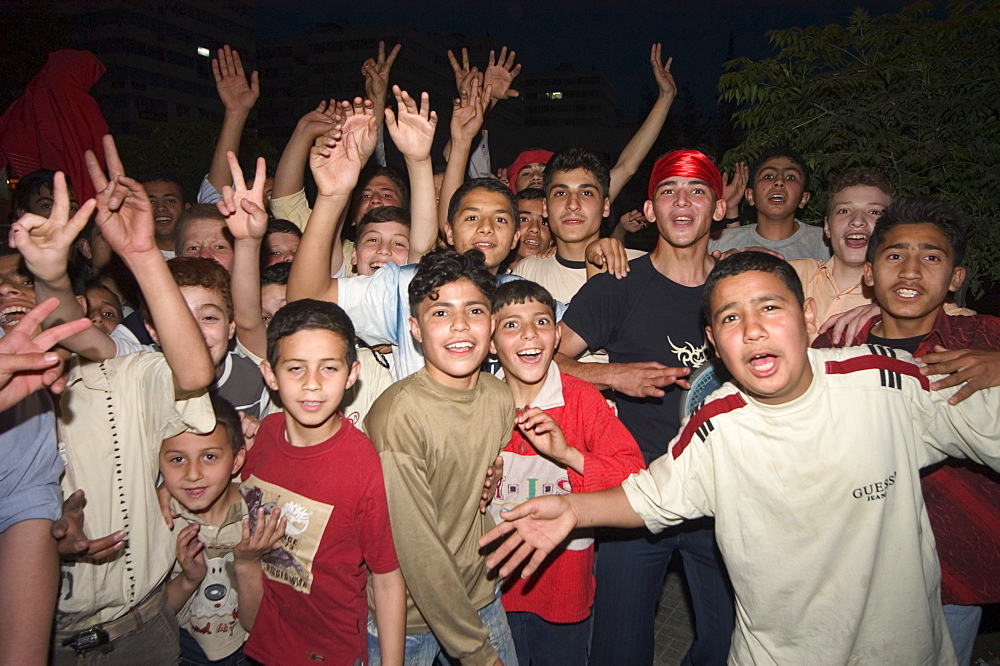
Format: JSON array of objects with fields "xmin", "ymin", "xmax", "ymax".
[
  {"xmin": 813, "ymin": 196, "xmax": 1000, "ymax": 665},
  {"xmin": 709, "ymin": 145, "xmax": 829, "ymax": 260},
  {"xmin": 365, "ymin": 248, "xmax": 517, "ymax": 666},
  {"xmin": 485, "ymin": 250, "xmax": 1000, "ymax": 665}
]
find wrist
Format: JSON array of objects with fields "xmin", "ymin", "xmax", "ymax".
[
  {"xmin": 223, "ymin": 108, "xmax": 251, "ymax": 120},
  {"xmin": 403, "ymin": 155, "xmax": 432, "ymax": 167},
  {"xmin": 121, "ymin": 248, "xmax": 166, "ymax": 271}
]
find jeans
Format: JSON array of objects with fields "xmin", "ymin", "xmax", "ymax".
[
  {"xmin": 589, "ymin": 521, "xmax": 733, "ymax": 666},
  {"xmin": 368, "ymin": 588, "xmax": 518, "ymax": 666},
  {"xmin": 178, "ymin": 628, "xmax": 250, "ymax": 665},
  {"xmin": 507, "ymin": 611, "xmax": 588, "ymax": 666},
  {"xmin": 942, "ymin": 603, "xmax": 981, "ymax": 666}
]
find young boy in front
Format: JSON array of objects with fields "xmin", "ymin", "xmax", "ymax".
[
  {"xmin": 488, "ymin": 279, "xmax": 644, "ymax": 665},
  {"xmin": 242, "ymin": 298, "xmax": 404, "ymax": 665},
  {"xmin": 162, "ymin": 395, "xmax": 252, "ymax": 663},
  {"xmin": 483, "ymin": 251, "xmax": 1000, "ymax": 665},
  {"xmin": 709, "ymin": 146, "xmax": 829, "ymax": 260},
  {"xmin": 813, "ymin": 197, "xmax": 1000, "ymax": 665},
  {"xmin": 364, "ymin": 248, "xmax": 518, "ymax": 666}
]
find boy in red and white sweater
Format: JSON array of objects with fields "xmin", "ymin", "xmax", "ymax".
[{"xmin": 488, "ymin": 279, "xmax": 644, "ymax": 666}]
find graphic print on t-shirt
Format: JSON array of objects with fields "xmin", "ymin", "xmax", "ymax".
[
  {"xmin": 667, "ymin": 335, "xmax": 707, "ymax": 368},
  {"xmin": 241, "ymin": 478, "xmax": 334, "ymax": 594}
]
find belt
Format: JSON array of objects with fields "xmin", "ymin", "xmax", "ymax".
[{"xmin": 56, "ymin": 582, "xmax": 167, "ymax": 646}]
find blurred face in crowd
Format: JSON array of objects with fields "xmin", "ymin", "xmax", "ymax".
[
  {"xmin": 514, "ymin": 198, "xmax": 551, "ymax": 260},
  {"xmin": 178, "ymin": 218, "xmax": 235, "ymax": 272},
  {"xmin": 144, "ymin": 180, "xmax": 187, "ymax": 242}
]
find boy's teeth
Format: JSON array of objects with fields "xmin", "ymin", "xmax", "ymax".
[
  {"xmin": 897, "ymin": 288, "xmax": 918, "ymax": 298},
  {"xmin": 446, "ymin": 342, "xmax": 473, "ymax": 349},
  {"xmin": 516, "ymin": 349, "xmax": 542, "ymax": 356},
  {"xmin": 0, "ymin": 306, "xmax": 28, "ymax": 316}
]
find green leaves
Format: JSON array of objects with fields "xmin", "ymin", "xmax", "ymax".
[{"xmin": 718, "ymin": 1, "xmax": 1000, "ymax": 293}]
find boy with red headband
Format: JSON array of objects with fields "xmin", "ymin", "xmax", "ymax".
[{"xmin": 553, "ymin": 149, "xmax": 734, "ymax": 664}]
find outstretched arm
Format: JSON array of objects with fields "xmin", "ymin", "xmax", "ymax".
[
  {"xmin": 218, "ymin": 153, "xmax": 269, "ymax": 359},
  {"xmin": 384, "ymin": 86, "xmax": 438, "ymax": 261},
  {"xmin": 286, "ymin": 102, "xmax": 375, "ymax": 303},
  {"xmin": 271, "ymin": 100, "xmax": 339, "ymax": 203},
  {"xmin": 85, "ymin": 136, "xmax": 214, "ymax": 393},
  {"xmin": 608, "ymin": 44, "xmax": 677, "ymax": 203},
  {"xmin": 206, "ymin": 46, "xmax": 260, "ymax": 196},
  {"xmin": 437, "ymin": 73, "xmax": 490, "ymax": 235}
]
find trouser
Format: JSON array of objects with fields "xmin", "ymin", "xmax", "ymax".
[
  {"xmin": 589, "ymin": 521, "xmax": 734, "ymax": 665},
  {"xmin": 507, "ymin": 610, "xmax": 588, "ymax": 666}
]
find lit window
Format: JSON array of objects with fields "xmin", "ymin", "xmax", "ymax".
[
  {"xmin": 546, "ymin": 91, "xmax": 563, "ymax": 100},
  {"xmin": 197, "ymin": 47, "xmax": 210, "ymax": 57}
]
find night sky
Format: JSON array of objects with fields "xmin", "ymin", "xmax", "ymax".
[{"xmin": 255, "ymin": 0, "xmax": 944, "ymax": 115}]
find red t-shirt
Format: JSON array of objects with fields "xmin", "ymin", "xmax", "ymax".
[{"xmin": 241, "ymin": 413, "xmax": 398, "ymax": 664}]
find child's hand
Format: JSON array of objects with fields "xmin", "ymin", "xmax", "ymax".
[
  {"xmin": 294, "ymin": 99, "xmax": 341, "ymax": 140},
  {"xmin": 213, "ymin": 45, "xmax": 259, "ymax": 115},
  {"xmin": 84, "ymin": 135, "xmax": 158, "ymax": 258},
  {"xmin": 234, "ymin": 507, "xmax": 286, "ymax": 564},
  {"xmin": 586, "ymin": 237, "xmax": 630, "ymax": 279},
  {"xmin": 8, "ymin": 172, "xmax": 96, "ymax": 283},
  {"xmin": 515, "ymin": 407, "xmax": 584, "ymax": 474},
  {"xmin": 240, "ymin": 411, "xmax": 260, "ymax": 450},
  {"xmin": 483, "ymin": 46, "xmax": 521, "ymax": 105},
  {"xmin": 478, "ymin": 455, "xmax": 505, "ymax": 514},
  {"xmin": 450, "ymin": 72, "xmax": 490, "ymax": 145},
  {"xmin": 176, "ymin": 524, "xmax": 207, "ymax": 584},
  {"xmin": 52, "ymin": 489, "xmax": 125, "ymax": 561},
  {"xmin": 362, "ymin": 41, "xmax": 401, "ymax": 118},
  {"xmin": 157, "ymin": 483, "xmax": 180, "ymax": 529},
  {"xmin": 310, "ymin": 117, "xmax": 365, "ymax": 199},
  {"xmin": 340, "ymin": 97, "xmax": 379, "ymax": 164},
  {"xmin": 722, "ymin": 162, "xmax": 748, "ymax": 214},
  {"xmin": 218, "ymin": 152, "xmax": 268, "ymax": 242},
  {"xmin": 650, "ymin": 43, "xmax": 676, "ymax": 100},
  {"xmin": 384, "ymin": 86, "xmax": 437, "ymax": 163}
]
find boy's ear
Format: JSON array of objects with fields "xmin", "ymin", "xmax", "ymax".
[
  {"xmin": 260, "ymin": 360, "xmax": 279, "ymax": 391},
  {"xmin": 863, "ymin": 262, "xmax": 875, "ymax": 288},
  {"xmin": 489, "ymin": 316, "xmax": 498, "ymax": 356},
  {"xmin": 227, "ymin": 318, "xmax": 236, "ymax": 342},
  {"xmin": 948, "ymin": 266, "xmax": 967, "ymax": 293},
  {"xmin": 744, "ymin": 187, "xmax": 755, "ymax": 207},
  {"xmin": 643, "ymin": 199, "xmax": 656, "ymax": 223},
  {"xmin": 231, "ymin": 446, "xmax": 247, "ymax": 475},
  {"xmin": 508, "ymin": 228, "xmax": 521, "ymax": 251},
  {"xmin": 409, "ymin": 317, "xmax": 423, "ymax": 344},
  {"xmin": 443, "ymin": 223, "xmax": 455, "ymax": 248},
  {"xmin": 602, "ymin": 196, "xmax": 611, "ymax": 218},
  {"xmin": 350, "ymin": 248, "xmax": 358, "ymax": 269},
  {"xmin": 75, "ymin": 294, "xmax": 88, "ymax": 313},
  {"xmin": 798, "ymin": 191, "xmax": 812, "ymax": 209},
  {"xmin": 802, "ymin": 296, "xmax": 818, "ymax": 335},
  {"xmin": 713, "ymin": 197, "xmax": 727, "ymax": 222},
  {"xmin": 146, "ymin": 321, "xmax": 161, "ymax": 346},
  {"xmin": 705, "ymin": 324, "xmax": 716, "ymax": 353},
  {"xmin": 345, "ymin": 360, "xmax": 361, "ymax": 391},
  {"xmin": 542, "ymin": 198, "xmax": 548, "ymax": 218}
]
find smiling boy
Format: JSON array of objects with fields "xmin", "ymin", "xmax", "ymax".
[
  {"xmin": 364, "ymin": 248, "xmax": 517, "ymax": 666},
  {"xmin": 482, "ymin": 251, "xmax": 1000, "ymax": 664}
]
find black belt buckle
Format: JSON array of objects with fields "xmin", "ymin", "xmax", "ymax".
[{"xmin": 61, "ymin": 627, "xmax": 111, "ymax": 654}]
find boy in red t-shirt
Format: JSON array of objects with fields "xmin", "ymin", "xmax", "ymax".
[
  {"xmin": 488, "ymin": 279, "xmax": 644, "ymax": 665},
  {"xmin": 238, "ymin": 298, "xmax": 404, "ymax": 665}
]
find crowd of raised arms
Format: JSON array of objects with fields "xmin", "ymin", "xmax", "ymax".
[{"xmin": 1, "ymin": 40, "xmax": 999, "ymax": 666}]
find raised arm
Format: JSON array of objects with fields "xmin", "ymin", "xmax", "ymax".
[
  {"xmin": 206, "ymin": 46, "xmax": 260, "ymax": 196},
  {"xmin": 271, "ymin": 100, "xmax": 338, "ymax": 202},
  {"xmin": 362, "ymin": 41, "xmax": 401, "ymax": 126},
  {"xmin": 8, "ymin": 172, "xmax": 112, "ymax": 361},
  {"xmin": 286, "ymin": 101, "xmax": 376, "ymax": 303},
  {"xmin": 437, "ymin": 73, "xmax": 490, "ymax": 235},
  {"xmin": 85, "ymin": 135, "xmax": 214, "ymax": 393},
  {"xmin": 608, "ymin": 44, "xmax": 677, "ymax": 203},
  {"xmin": 218, "ymin": 152, "xmax": 269, "ymax": 359},
  {"xmin": 384, "ymin": 86, "xmax": 438, "ymax": 261}
]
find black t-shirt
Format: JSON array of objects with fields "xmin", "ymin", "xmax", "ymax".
[
  {"xmin": 866, "ymin": 332, "xmax": 925, "ymax": 356},
  {"xmin": 562, "ymin": 255, "xmax": 708, "ymax": 463}
]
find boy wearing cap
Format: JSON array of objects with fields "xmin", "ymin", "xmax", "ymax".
[{"xmin": 553, "ymin": 150, "xmax": 734, "ymax": 664}]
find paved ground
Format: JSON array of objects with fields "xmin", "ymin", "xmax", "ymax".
[{"xmin": 651, "ymin": 563, "xmax": 1000, "ymax": 665}]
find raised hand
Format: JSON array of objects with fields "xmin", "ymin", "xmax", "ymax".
[
  {"xmin": 213, "ymin": 45, "xmax": 260, "ymax": 114},
  {"xmin": 339, "ymin": 97, "xmax": 379, "ymax": 163},
  {"xmin": 484, "ymin": 46, "xmax": 521, "ymax": 103},
  {"xmin": 310, "ymin": 121, "xmax": 365, "ymax": 198},
  {"xmin": 447, "ymin": 48, "xmax": 472, "ymax": 95},
  {"xmin": 234, "ymin": 507, "xmax": 286, "ymax": 564},
  {"xmin": 722, "ymin": 162, "xmax": 749, "ymax": 215},
  {"xmin": 515, "ymin": 408, "xmax": 583, "ymax": 473},
  {"xmin": 450, "ymin": 72, "xmax": 490, "ymax": 145},
  {"xmin": 494, "ymin": 167, "xmax": 510, "ymax": 187},
  {"xmin": 650, "ymin": 43, "xmax": 677, "ymax": 100},
  {"xmin": 0, "ymin": 298, "xmax": 91, "ymax": 409},
  {"xmin": 8, "ymin": 172, "xmax": 96, "ymax": 283},
  {"xmin": 175, "ymin": 524, "xmax": 207, "ymax": 585},
  {"xmin": 218, "ymin": 152, "xmax": 268, "ymax": 241},
  {"xmin": 619, "ymin": 209, "xmax": 649, "ymax": 234},
  {"xmin": 363, "ymin": 41, "xmax": 401, "ymax": 122},
  {"xmin": 384, "ymin": 86, "xmax": 437, "ymax": 163},
  {"xmin": 84, "ymin": 135, "xmax": 157, "ymax": 257},
  {"xmin": 294, "ymin": 99, "xmax": 341, "ymax": 140}
]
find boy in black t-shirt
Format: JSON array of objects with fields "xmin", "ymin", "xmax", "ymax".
[{"xmin": 555, "ymin": 150, "xmax": 735, "ymax": 665}]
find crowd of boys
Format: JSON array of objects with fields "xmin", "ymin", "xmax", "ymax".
[{"xmin": 0, "ymin": 38, "xmax": 998, "ymax": 666}]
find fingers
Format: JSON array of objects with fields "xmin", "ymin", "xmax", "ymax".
[
  {"xmin": 385, "ymin": 43, "xmax": 401, "ymax": 69},
  {"xmin": 227, "ymin": 151, "xmax": 246, "ymax": 190},
  {"xmin": 102, "ymin": 134, "xmax": 125, "ymax": 183},
  {"xmin": 8, "ymin": 297, "xmax": 61, "ymax": 340},
  {"xmin": 252, "ymin": 156, "xmax": 267, "ymax": 196},
  {"xmin": 85, "ymin": 149, "xmax": 108, "ymax": 192},
  {"xmin": 0, "ymin": 352, "xmax": 60, "ymax": 375},
  {"xmin": 447, "ymin": 49, "xmax": 461, "ymax": 74},
  {"xmin": 461, "ymin": 47, "xmax": 470, "ymax": 70},
  {"xmin": 479, "ymin": 519, "xmax": 517, "ymax": 551},
  {"xmin": 87, "ymin": 531, "xmax": 126, "ymax": 561},
  {"xmin": 30, "ymin": 314, "xmax": 92, "ymax": 351}
]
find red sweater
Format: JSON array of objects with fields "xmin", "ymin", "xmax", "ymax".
[
  {"xmin": 490, "ymin": 370, "xmax": 645, "ymax": 622},
  {"xmin": 814, "ymin": 309, "xmax": 1000, "ymax": 605}
]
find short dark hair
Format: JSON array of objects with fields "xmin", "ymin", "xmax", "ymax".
[
  {"xmin": 356, "ymin": 206, "xmax": 411, "ymax": 239},
  {"xmin": 209, "ymin": 394, "xmax": 245, "ymax": 455},
  {"xmin": 261, "ymin": 261, "xmax": 291, "ymax": 287},
  {"xmin": 446, "ymin": 178, "xmax": 519, "ymax": 229},
  {"xmin": 11, "ymin": 169, "xmax": 66, "ymax": 220},
  {"xmin": 174, "ymin": 204, "xmax": 229, "ymax": 255},
  {"xmin": 703, "ymin": 251, "xmax": 805, "ymax": 323},
  {"xmin": 516, "ymin": 187, "xmax": 546, "ymax": 203},
  {"xmin": 543, "ymin": 148, "xmax": 611, "ymax": 199},
  {"xmin": 84, "ymin": 281, "xmax": 123, "ymax": 319},
  {"xmin": 137, "ymin": 173, "xmax": 187, "ymax": 201},
  {"xmin": 750, "ymin": 145, "xmax": 810, "ymax": 192},
  {"xmin": 266, "ymin": 299, "xmax": 357, "ymax": 368},
  {"xmin": 825, "ymin": 169, "xmax": 896, "ymax": 217},
  {"xmin": 356, "ymin": 165, "xmax": 409, "ymax": 208},
  {"xmin": 265, "ymin": 218, "xmax": 302, "ymax": 238},
  {"xmin": 491, "ymin": 279, "xmax": 556, "ymax": 317},
  {"xmin": 165, "ymin": 256, "xmax": 234, "ymax": 319},
  {"xmin": 866, "ymin": 196, "xmax": 967, "ymax": 265},
  {"xmin": 409, "ymin": 248, "xmax": 495, "ymax": 318}
]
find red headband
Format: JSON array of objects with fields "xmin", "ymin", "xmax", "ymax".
[
  {"xmin": 507, "ymin": 150, "xmax": 554, "ymax": 193},
  {"xmin": 647, "ymin": 150, "xmax": 723, "ymax": 200}
]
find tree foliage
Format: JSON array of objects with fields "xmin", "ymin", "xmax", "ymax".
[{"xmin": 718, "ymin": 1, "xmax": 1000, "ymax": 292}]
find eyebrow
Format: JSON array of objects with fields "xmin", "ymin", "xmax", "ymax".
[
  {"xmin": 712, "ymin": 293, "xmax": 789, "ymax": 319},
  {"xmin": 459, "ymin": 206, "xmax": 511, "ymax": 216},
  {"xmin": 885, "ymin": 241, "xmax": 947, "ymax": 252}
]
